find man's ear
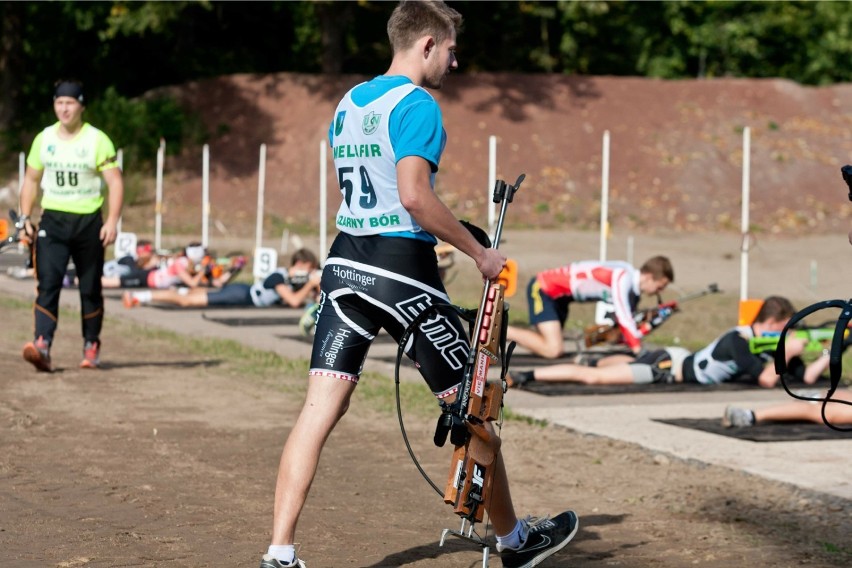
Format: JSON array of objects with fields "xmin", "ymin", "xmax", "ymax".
[{"xmin": 423, "ymin": 36, "xmax": 436, "ymax": 59}]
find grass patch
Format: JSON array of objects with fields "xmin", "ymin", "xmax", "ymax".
[
  {"xmin": 1, "ymin": 295, "xmax": 32, "ymax": 311},
  {"xmin": 503, "ymin": 408, "xmax": 549, "ymax": 427},
  {"xmin": 114, "ymin": 321, "xmax": 311, "ymax": 394},
  {"xmin": 353, "ymin": 370, "xmax": 439, "ymax": 418}
]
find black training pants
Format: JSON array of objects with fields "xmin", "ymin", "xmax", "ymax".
[{"xmin": 33, "ymin": 210, "xmax": 105, "ymax": 345}]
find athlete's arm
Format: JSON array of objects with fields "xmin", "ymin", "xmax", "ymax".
[
  {"xmin": 19, "ymin": 133, "xmax": 45, "ymax": 239},
  {"xmin": 175, "ymin": 261, "xmax": 204, "ymax": 289},
  {"xmin": 18, "ymin": 166, "xmax": 44, "ymax": 239},
  {"xmin": 99, "ymin": 166, "xmax": 124, "ymax": 246},
  {"xmin": 757, "ymin": 336, "xmax": 807, "ymax": 388},
  {"xmin": 611, "ymin": 270, "xmax": 642, "ymax": 353},
  {"xmin": 396, "ymin": 156, "xmax": 504, "ymax": 280},
  {"xmin": 274, "ymin": 281, "xmax": 318, "ymax": 308}
]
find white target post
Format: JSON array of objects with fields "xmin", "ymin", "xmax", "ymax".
[
  {"xmin": 319, "ymin": 140, "xmax": 328, "ymax": 263},
  {"xmin": 201, "ymin": 144, "xmax": 210, "ymax": 249},
  {"xmin": 113, "ymin": 148, "xmax": 138, "ymax": 258},
  {"xmin": 252, "ymin": 143, "xmax": 278, "ymax": 282},
  {"xmin": 599, "ymin": 130, "xmax": 610, "ymax": 261},
  {"xmin": 740, "ymin": 127, "xmax": 750, "ymax": 302},
  {"xmin": 116, "ymin": 149, "xmax": 124, "ymax": 234},
  {"xmin": 594, "ymin": 130, "xmax": 613, "ymax": 325},
  {"xmin": 736, "ymin": 127, "xmax": 763, "ymax": 325},
  {"xmin": 255, "ymin": 143, "xmax": 267, "ymax": 251},
  {"xmin": 18, "ymin": 151, "xmax": 24, "ymax": 193},
  {"xmin": 488, "ymin": 135, "xmax": 497, "ymax": 235},
  {"xmin": 154, "ymin": 140, "xmax": 165, "ymax": 251}
]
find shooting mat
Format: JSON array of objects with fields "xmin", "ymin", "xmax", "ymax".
[
  {"xmin": 510, "ymin": 375, "xmax": 831, "ymax": 396},
  {"xmin": 655, "ymin": 417, "xmax": 852, "ymax": 442}
]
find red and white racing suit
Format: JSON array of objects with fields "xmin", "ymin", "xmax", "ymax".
[{"xmin": 536, "ymin": 260, "xmax": 643, "ymax": 350}]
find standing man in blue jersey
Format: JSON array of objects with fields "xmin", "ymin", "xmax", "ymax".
[
  {"xmin": 259, "ymin": 3, "xmax": 577, "ymax": 568},
  {"xmin": 18, "ymin": 79, "xmax": 124, "ymax": 371}
]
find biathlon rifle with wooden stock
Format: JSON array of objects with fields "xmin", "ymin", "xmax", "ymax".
[
  {"xmin": 584, "ymin": 283, "xmax": 721, "ymax": 348},
  {"xmin": 434, "ymin": 174, "xmax": 524, "ymax": 527}
]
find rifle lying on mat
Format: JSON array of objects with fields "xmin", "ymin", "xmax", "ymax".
[
  {"xmin": 584, "ymin": 283, "xmax": 721, "ymax": 348},
  {"xmin": 750, "ymin": 323, "xmax": 851, "ymax": 355}
]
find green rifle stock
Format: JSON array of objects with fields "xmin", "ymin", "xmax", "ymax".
[{"xmin": 749, "ymin": 328, "xmax": 840, "ymax": 355}]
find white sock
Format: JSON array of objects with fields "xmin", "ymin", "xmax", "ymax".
[
  {"xmin": 496, "ymin": 519, "xmax": 528, "ymax": 552},
  {"xmin": 135, "ymin": 291, "xmax": 153, "ymax": 304},
  {"xmin": 267, "ymin": 544, "xmax": 295, "ymax": 564}
]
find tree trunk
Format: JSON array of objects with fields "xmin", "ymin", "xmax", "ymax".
[
  {"xmin": 316, "ymin": 1, "xmax": 353, "ymax": 75},
  {"xmin": 0, "ymin": 3, "xmax": 23, "ymax": 135}
]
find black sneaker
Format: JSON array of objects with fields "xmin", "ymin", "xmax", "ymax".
[
  {"xmin": 259, "ymin": 554, "xmax": 306, "ymax": 568},
  {"xmin": 499, "ymin": 510, "xmax": 579, "ymax": 568},
  {"xmin": 507, "ymin": 370, "xmax": 535, "ymax": 389}
]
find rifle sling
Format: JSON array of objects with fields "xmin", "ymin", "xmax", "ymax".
[{"xmin": 774, "ymin": 298, "xmax": 852, "ymax": 397}]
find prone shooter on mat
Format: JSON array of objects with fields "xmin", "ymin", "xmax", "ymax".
[
  {"xmin": 508, "ymin": 296, "xmax": 823, "ymax": 390},
  {"xmin": 122, "ymin": 248, "xmax": 320, "ymax": 310},
  {"xmin": 733, "ymin": 166, "xmax": 852, "ymax": 431}
]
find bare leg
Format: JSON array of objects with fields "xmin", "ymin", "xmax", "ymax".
[
  {"xmin": 594, "ymin": 353, "xmax": 636, "ymax": 367},
  {"xmin": 271, "ymin": 375, "xmax": 356, "ymax": 545},
  {"xmin": 484, "ymin": 431, "xmax": 518, "ymax": 536},
  {"xmin": 755, "ymin": 390, "xmax": 852, "ymax": 425},
  {"xmin": 506, "ymin": 321, "xmax": 565, "ymax": 359},
  {"xmin": 533, "ymin": 362, "xmax": 634, "ymax": 384},
  {"xmin": 148, "ymin": 288, "xmax": 209, "ymax": 307}
]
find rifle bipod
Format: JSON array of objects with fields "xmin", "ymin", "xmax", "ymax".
[{"xmin": 440, "ymin": 518, "xmax": 491, "ymax": 567}]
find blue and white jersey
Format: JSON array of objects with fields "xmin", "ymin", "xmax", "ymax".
[{"xmin": 329, "ymin": 76, "xmax": 446, "ymax": 243}]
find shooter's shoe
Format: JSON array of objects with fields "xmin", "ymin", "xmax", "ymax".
[
  {"xmin": 7, "ymin": 266, "xmax": 32, "ymax": 279},
  {"xmin": 122, "ymin": 291, "xmax": 139, "ymax": 308},
  {"xmin": 722, "ymin": 406, "xmax": 755, "ymax": 428},
  {"xmin": 259, "ymin": 554, "xmax": 306, "ymax": 568},
  {"xmin": 298, "ymin": 303, "xmax": 320, "ymax": 337},
  {"xmin": 499, "ymin": 510, "xmax": 579, "ymax": 568},
  {"xmin": 80, "ymin": 340, "xmax": 101, "ymax": 369},
  {"xmin": 22, "ymin": 336, "xmax": 52, "ymax": 372},
  {"xmin": 506, "ymin": 370, "xmax": 535, "ymax": 389}
]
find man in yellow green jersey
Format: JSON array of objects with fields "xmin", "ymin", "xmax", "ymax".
[{"xmin": 18, "ymin": 79, "xmax": 124, "ymax": 371}]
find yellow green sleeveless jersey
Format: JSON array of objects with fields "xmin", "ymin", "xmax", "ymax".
[{"xmin": 26, "ymin": 122, "xmax": 118, "ymax": 214}]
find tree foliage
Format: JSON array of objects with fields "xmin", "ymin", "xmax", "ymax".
[{"xmin": 1, "ymin": 1, "xmax": 850, "ymax": 158}]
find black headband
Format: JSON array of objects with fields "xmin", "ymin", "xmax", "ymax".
[{"xmin": 54, "ymin": 82, "xmax": 85, "ymax": 104}]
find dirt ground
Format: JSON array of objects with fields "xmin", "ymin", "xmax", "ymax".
[
  {"xmin": 1, "ymin": 284, "xmax": 850, "ymax": 568},
  {"xmin": 2, "ymin": 71, "xmax": 852, "ymax": 567}
]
